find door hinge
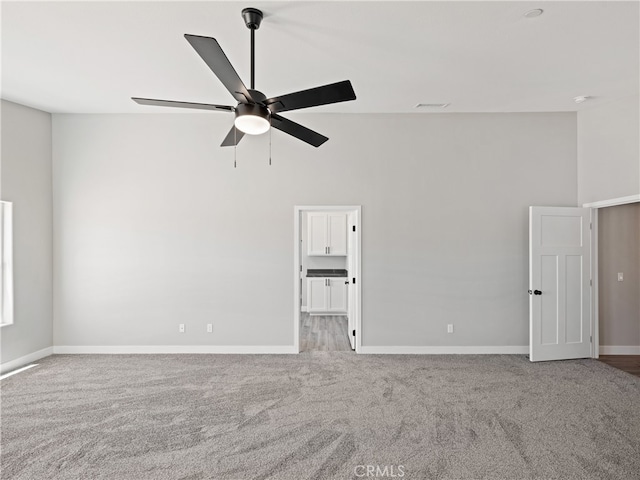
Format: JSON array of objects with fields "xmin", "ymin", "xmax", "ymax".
[
  {"xmin": 590, "ymin": 279, "xmax": 592, "ymax": 286},
  {"xmin": 352, "ymin": 225, "xmax": 356, "ymax": 232},
  {"xmin": 352, "ymin": 277, "xmax": 356, "ymax": 284},
  {"xmin": 352, "ymin": 330, "xmax": 356, "ymax": 337},
  {"xmin": 590, "ymin": 335, "xmax": 592, "ymax": 343},
  {"xmin": 590, "ymin": 222, "xmax": 592, "ymax": 230}
]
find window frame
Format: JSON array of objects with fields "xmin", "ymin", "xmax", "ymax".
[{"xmin": 0, "ymin": 201, "xmax": 14, "ymax": 327}]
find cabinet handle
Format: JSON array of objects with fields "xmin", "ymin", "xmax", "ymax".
[{"xmin": 328, "ymin": 246, "xmax": 330, "ymax": 254}]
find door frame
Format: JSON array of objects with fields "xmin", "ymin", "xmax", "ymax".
[
  {"xmin": 294, "ymin": 205, "xmax": 362, "ymax": 353},
  {"xmin": 583, "ymin": 194, "xmax": 640, "ymax": 359}
]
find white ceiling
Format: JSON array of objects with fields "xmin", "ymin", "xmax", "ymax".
[{"xmin": 2, "ymin": 1, "xmax": 638, "ymax": 114}]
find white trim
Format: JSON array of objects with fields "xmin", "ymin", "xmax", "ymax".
[
  {"xmin": 0, "ymin": 363, "xmax": 39, "ymax": 380},
  {"xmin": 591, "ymin": 208, "xmax": 599, "ymax": 358},
  {"xmin": 599, "ymin": 346, "xmax": 640, "ymax": 355},
  {"xmin": 582, "ymin": 194, "xmax": 640, "ymax": 209},
  {"xmin": 358, "ymin": 346, "xmax": 529, "ymax": 355},
  {"xmin": 52, "ymin": 345, "xmax": 297, "ymax": 354},
  {"xmin": 309, "ymin": 312, "xmax": 347, "ymax": 316},
  {"xmin": 0, "ymin": 201, "xmax": 14, "ymax": 327},
  {"xmin": 294, "ymin": 206, "xmax": 362, "ymax": 354},
  {"xmin": 0, "ymin": 346, "xmax": 53, "ymax": 374}
]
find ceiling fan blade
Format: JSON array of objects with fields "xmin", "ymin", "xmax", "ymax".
[
  {"xmin": 220, "ymin": 125, "xmax": 245, "ymax": 147},
  {"xmin": 185, "ymin": 34, "xmax": 253, "ymax": 104},
  {"xmin": 132, "ymin": 97, "xmax": 234, "ymax": 112},
  {"xmin": 270, "ymin": 114, "xmax": 328, "ymax": 147},
  {"xmin": 264, "ymin": 80, "xmax": 356, "ymax": 114}
]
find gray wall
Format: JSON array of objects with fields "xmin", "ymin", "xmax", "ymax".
[
  {"xmin": 52, "ymin": 112, "xmax": 577, "ymax": 348},
  {"xmin": 0, "ymin": 100, "xmax": 53, "ymax": 363},
  {"xmin": 598, "ymin": 202, "xmax": 640, "ymax": 346},
  {"xmin": 578, "ymin": 96, "xmax": 640, "ymax": 205}
]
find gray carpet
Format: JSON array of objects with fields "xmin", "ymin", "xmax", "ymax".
[{"xmin": 1, "ymin": 354, "xmax": 640, "ymax": 480}]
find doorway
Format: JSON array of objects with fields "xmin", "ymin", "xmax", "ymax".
[
  {"xmin": 294, "ymin": 206, "xmax": 361, "ymax": 353},
  {"xmin": 586, "ymin": 195, "xmax": 640, "ymax": 360},
  {"xmin": 595, "ymin": 201, "xmax": 640, "ymax": 362}
]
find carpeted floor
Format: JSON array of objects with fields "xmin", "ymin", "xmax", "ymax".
[{"xmin": 1, "ymin": 354, "xmax": 640, "ymax": 480}]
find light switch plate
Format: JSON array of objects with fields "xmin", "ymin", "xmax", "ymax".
[{"xmin": 618, "ymin": 272, "xmax": 624, "ymax": 282}]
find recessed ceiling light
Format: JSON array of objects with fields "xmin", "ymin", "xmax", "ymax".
[
  {"xmin": 524, "ymin": 9, "xmax": 544, "ymax": 18},
  {"xmin": 415, "ymin": 103, "xmax": 450, "ymax": 109},
  {"xmin": 573, "ymin": 96, "xmax": 591, "ymax": 104}
]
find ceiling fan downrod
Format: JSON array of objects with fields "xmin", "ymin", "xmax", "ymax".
[{"xmin": 242, "ymin": 8, "xmax": 263, "ymax": 90}]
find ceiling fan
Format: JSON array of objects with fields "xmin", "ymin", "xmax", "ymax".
[{"xmin": 132, "ymin": 8, "xmax": 356, "ymax": 148}]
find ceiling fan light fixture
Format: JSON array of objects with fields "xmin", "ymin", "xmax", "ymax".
[{"xmin": 234, "ymin": 103, "xmax": 270, "ymax": 135}]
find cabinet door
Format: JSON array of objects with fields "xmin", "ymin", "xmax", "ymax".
[
  {"xmin": 327, "ymin": 278, "xmax": 348, "ymax": 312},
  {"xmin": 307, "ymin": 213, "xmax": 328, "ymax": 256},
  {"xmin": 307, "ymin": 278, "xmax": 328, "ymax": 312},
  {"xmin": 327, "ymin": 213, "xmax": 347, "ymax": 255}
]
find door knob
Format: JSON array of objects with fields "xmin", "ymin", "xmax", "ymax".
[
  {"xmin": 345, "ymin": 281, "xmax": 349, "ymax": 285},
  {"xmin": 528, "ymin": 289, "xmax": 542, "ymax": 295}
]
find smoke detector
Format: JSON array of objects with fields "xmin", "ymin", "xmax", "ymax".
[{"xmin": 524, "ymin": 9, "xmax": 544, "ymax": 18}]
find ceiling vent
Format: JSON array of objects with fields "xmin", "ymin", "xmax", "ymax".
[{"xmin": 415, "ymin": 103, "xmax": 450, "ymax": 109}]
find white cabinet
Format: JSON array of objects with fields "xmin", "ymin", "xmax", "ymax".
[
  {"xmin": 307, "ymin": 278, "xmax": 348, "ymax": 313},
  {"xmin": 327, "ymin": 278, "xmax": 347, "ymax": 312},
  {"xmin": 307, "ymin": 278, "xmax": 328, "ymax": 311},
  {"xmin": 307, "ymin": 212, "xmax": 347, "ymax": 256},
  {"xmin": 327, "ymin": 214, "xmax": 348, "ymax": 256}
]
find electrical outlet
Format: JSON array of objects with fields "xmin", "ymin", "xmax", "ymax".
[
  {"xmin": 207, "ymin": 324, "xmax": 213, "ymax": 333},
  {"xmin": 618, "ymin": 272, "xmax": 624, "ymax": 282},
  {"xmin": 179, "ymin": 324, "xmax": 185, "ymax": 333},
  {"xmin": 447, "ymin": 324, "xmax": 454, "ymax": 334}
]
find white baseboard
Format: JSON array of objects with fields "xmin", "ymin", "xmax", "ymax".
[
  {"xmin": 599, "ymin": 345, "xmax": 640, "ymax": 355},
  {"xmin": 1, "ymin": 346, "xmax": 54, "ymax": 374},
  {"xmin": 53, "ymin": 345, "xmax": 298, "ymax": 354},
  {"xmin": 358, "ymin": 345, "xmax": 529, "ymax": 354}
]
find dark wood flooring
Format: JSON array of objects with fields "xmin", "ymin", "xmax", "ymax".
[
  {"xmin": 300, "ymin": 313, "xmax": 352, "ymax": 352},
  {"xmin": 598, "ymin": 355, "xmax": 640, "ymax": 378}
]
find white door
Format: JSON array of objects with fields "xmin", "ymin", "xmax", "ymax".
[
  {"xmin": 308, "ymin": 213, "xmax": 327, "ymax": 256},
  {"xmin": 529, "ymin": 206, "xmax": 592, "ymax": 362},
  {"xmin": 327, "ymin": 279, "xmax": 348, "ymax": 312},
  {"xmin": 327, "ymin": 213, "xmax": 348, "ymax": 255},
  {"xmin": 307, "ymin": 278, "xmax": 328, "ymax": 312},
  {"xmin": 347, "ymin": 214, "xmax": 356, "ymax": 349}
]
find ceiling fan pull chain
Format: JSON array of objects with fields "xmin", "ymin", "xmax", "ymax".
[{"xmin": 234, "ymin": 127, "xmax": 237, "ymax": 168}]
